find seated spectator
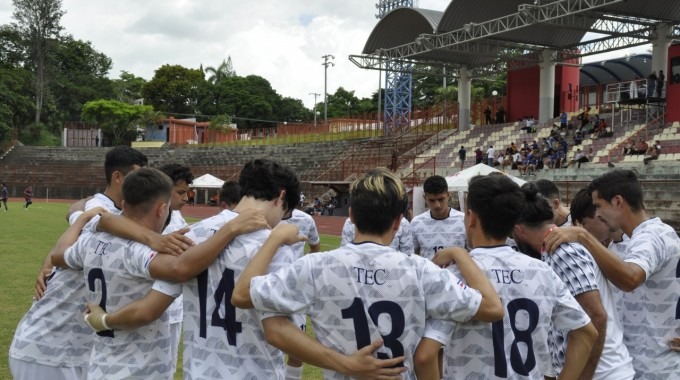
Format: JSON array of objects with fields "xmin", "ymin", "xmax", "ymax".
[
  {"xmin": 512, "ymin": 151, "xmax": 522, "ymax": 170},
  {"xmin": 564, "ymin": 149, "xmax": 584, "ymax": 168},
  {"xmin": 555, "ymin": 147, "xmax": 566, "ymax": 169},
  {"xmin": 635, "ymin": 140, "xmax": 648, "ymax": 155},
  {"xmin": 624, "ymin": 139, "xmax": 635, "ymax": 155},
  {"xmin": 574, "ymin": 132, "xmax": 583, "ymax": 146},
  {"xmin": 644, "ymin": 141, "xmax": 661, "ymax": 165},
  {"xmin": 501, "ymin": 154, "xmax": 513, "ymax": 171}
]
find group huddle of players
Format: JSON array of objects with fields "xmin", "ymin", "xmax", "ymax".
[{"xmin": 8, "ymin": 145, "xmax": 680, "ymax": 380}]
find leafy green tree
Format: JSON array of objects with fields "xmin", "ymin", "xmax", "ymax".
[
  {"xmin": 12, "ymin": 0, "xmax": 65, "ymax": 124},
  {"xmin": 113, "ymin": 70, "xmax": 146, "ymax": 103},
  {"xmin": 0, "ymin": 24, "xmax": 26, "ymax": 68},
  {"xmin": 277, "ymin": 97, "xmax": 310, "ymax": 122},
  {"xmin": 0, "ymin": 67, "xmax": 34, "ymax": 141},
  {"xmin": 50, "ymin": 36, "xmax": 114, "ymax": 127},
  {"xmin": 142, "ymin": 64, "xmax": 207, "ymax": 115},
  {"xmin": 81, "ymin": 99, "xmax": 152, "ymax": 145}
]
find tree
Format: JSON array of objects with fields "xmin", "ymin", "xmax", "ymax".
[
  {"xmin": 204, "ymin": 56, "xmax": 235, "ymax": 85},
  {"xmin": 142, "ymin": 64, "xmax": 207, "ymax": 115},
  {"xmin": 113, "ymin": 71, "xmax": 146, "ymax": 104},
  {"xmin": 0, "ymin": 67, "xmax": 34, "ymax": 141},
  {"xmin": 81, "ymin": 99, "xmax": 152, "ymax": 145},
  {"xmin": 0, "ymin": 24, "xmax": 26, "ymax": 68},
  {"xmin": 12, "ymin": 0, "xmax": 65, "ymax": 124}
]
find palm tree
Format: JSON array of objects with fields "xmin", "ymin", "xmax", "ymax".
[{"xmin": 204, "ymin": 56, "xmax": 235, "ymax": 85}]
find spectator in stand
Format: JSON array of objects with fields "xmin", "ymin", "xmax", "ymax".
[
  {"xmin": 484, "ymin": 105, "xmax": 492, "ymax": 125},
  {"xmin": 635, "ymin": 140, "xmax": 648, "ymax": 156},
  {"xmin": 495, "ymin": 106, "xmax": 506, "ymax": 124},
  {"xmin": 474, "ymin": 147, "xmax": 483, "ymax": 164},
  {"xmin": 458, "ymin": 146, "xmax": 466, "ymax": 170},
  {"xmin": 647, "ymin": 71, "xmax": 657, "ymax": 97},
  {"xmin": 624, "ymin": 139, "xmax": 635, "ymax": 155},
  {"xmin": 644, "ymin": 141, "xmax": 661, "ymax": 165},
  {"xmin": 555, "ymin": 146, "xmax": 566, "ymax": 169},
  {"xmin": 486, "ymin": 145, "xmax": 495, "ymax": 166},
  {"xmin": 512, "ymin": 150, "xmax": 523, "ymax": 170},
  {"xmin": 574, "ymin": 131, "xmax": 583, "ymax": 146},
  {"xmin": 501, "ymin": 153, "xmax": 513, "ymax": 171},
  {"xmin": 656, "ymin": 70, "xmax": 665, "ymax": 97},
  {"xmin": 560, "ymin": 111, "xmax": 568, "ymax": 130},
  {"xmin": 596, "ymin": 118, "xmax": 608, "ymax": 137},
  {"xmin": 629, "ymin": 77, "xmax": 639, "ymax": 99},
  {"xmin": 578, "ymin": 107, "xmax": 590, "ymax": 132}
]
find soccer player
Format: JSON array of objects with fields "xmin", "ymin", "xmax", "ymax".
[
  {"xmin": 219, "ymin": 180, "xmax": 241, "ymax": 210},
  {"xmin": 513, "ymin": 183, "xmax": 634, "ymax": 379},
  {"xmin": 157, "ymin": 163, "xmax": 194, "ymax": 374},
  {"xmin": 277, "ymin": 204, "xmax": 321, "ymax": 379},
  {"xmin": 544, "ymin": 169, "xmax": 680, "ymax": 377},
  {"xmin": 50, "ymin": 168, "xmax": 181, "ymax": 378},
  {"xmin": 340, "ymin": 210, "xmax": 414, "ymax": 255},
  {"xmin": 232, "ymin": 168, "xmax": 504, "ymax": 379},
  {"xmin": 9, "ymin": 146, "xmax": 151, "ymax": 380},
  {"xmin": 414, "ymin": 174, "xmax": 597, "ymax": 380},
  {"xmin": 533, "ymin": 179, "xmax": 572, "ymax": 227},
  {"xmin": 410, "ymin": 175, "xmax": 466, "ymax": 259}
]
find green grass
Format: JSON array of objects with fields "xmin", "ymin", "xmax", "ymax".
[{"xmin": 0, "ymin": 202, "xmax": 339, "ymax": 379}]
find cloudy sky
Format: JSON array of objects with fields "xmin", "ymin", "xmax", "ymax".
[{"xmin": 0, "ymin": 0, "xmax": 648, "ymax": 109}]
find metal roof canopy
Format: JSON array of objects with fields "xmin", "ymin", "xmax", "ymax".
[{"xmin": 352, "ymin": 0, "xmax": 680, "ymax": 78}]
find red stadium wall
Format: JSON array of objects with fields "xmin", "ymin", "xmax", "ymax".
[
  {"xmin": 556, "ymin": 62, "xmax": 580, "ymax": 114},
  {"xmin": 507, "ymin": 66, "xmax": 539, "ymax": 122},
  {"xmin": 667, "ymin": 44, "xmax": 680, "ymax": 123}
]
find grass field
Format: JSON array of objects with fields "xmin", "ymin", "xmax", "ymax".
[{"xmin": 0, "ymin": 201, "xmax": 340, "ymax": 379}]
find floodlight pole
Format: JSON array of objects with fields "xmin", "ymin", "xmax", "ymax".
[
  {"xmin": 309, "ymin": 92, "xmax": 321, "ymax": 127},
  {"xmin": 322, "ymin": 54, "xmax": 335, "ymax": 125}
]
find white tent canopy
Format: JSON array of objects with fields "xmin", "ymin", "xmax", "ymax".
[
  {"xmin": 190, "ymin": 174, "xmax": 225, "ymax": 205},
  {"xmin": 445, "ymin": 163, "xmax": 526, "ymax": 191},
  {"xmin": 190, "ymin": 173, "xmax": 224, "ymax": 188}
]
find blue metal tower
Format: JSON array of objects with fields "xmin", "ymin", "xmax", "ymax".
[{"xmin": 376, "ymin": 0, "xmax": 414, "ymax": 135}]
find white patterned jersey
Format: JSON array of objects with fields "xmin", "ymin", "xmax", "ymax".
[
  {"xmin": 410, "ymin": 207, "xmax": 466, "ymax": 260},
  {"xmin": 557, "ymin": 213, "xmax": 573, "ymax": 228},
  {"xmin": 340, "ymin": 217, "xmax": 414, "ymax": 255},
  {"xmin": 424, "ymin": 245, "xmax": 591, "ymax": 380},
  {"xmin": 279, "ymin": 209, "xmax": 320, "ymax": 259},
  {"xmin": 542, "ymin": 242, "xmax": 634, "ymax": 379},
  {"xmin": 249, "ymin": 242, "xmax": 483, "ymax": 380},
  {"xmin": 608, "ymin": 234, "xmax": 630, "ymax": 314},
  {"xmin": 68, "ymin": 192, "xmax": 120, "ymax": 225},
  {"xmin": 619, "ymin": 218, "xmax": 680, "ymax": 379},
  {"xmin": 180, "ymin": 209, "xmax": 296, "ymax": 380},
  {"xmin": 163, "ymin": 210, "xmax": 190, "ymax": 324},
  {"xmin": 9, "ymin": 193, "xmax": 121, "ymax": 369},
  {"xmin": 64, "ymin": 231, "xmax": 181, "ymax": 379}
]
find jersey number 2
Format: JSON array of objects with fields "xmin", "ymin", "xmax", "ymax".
[
  {"xmin": 341, "ymin": 297, "xmax": 405, "ymax": 361},
  {"xmin": 87, "ymin": 268, "xmax": 113, "ymax": 338},
  {"xmin": 197, "ymin": 268, "xmax": 242, "ymax": 345},
  {"xmin": 492, "ymin": 298, "xmax": 539, "ymax": 377}
]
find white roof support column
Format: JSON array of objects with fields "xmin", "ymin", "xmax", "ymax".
[
  {"xmin": 539, "ymin": 49, "xmax": 556, "ymax": 123},
  {"xmin": 651, "ymin": 23, "xmax": 672, "ymax": 76},
  {"xmin": 458, "ymin": 66, "xmax": 472, "ymax": 130}
]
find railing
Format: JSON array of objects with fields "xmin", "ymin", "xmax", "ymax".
[{"xmin": 401, "ymin": 156, "xmax": 436, "ymax": 188}]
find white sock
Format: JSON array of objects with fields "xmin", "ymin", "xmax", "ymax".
[{"xmin": 285, "ymin": 364, "xmax": 303, "ymax": 380}]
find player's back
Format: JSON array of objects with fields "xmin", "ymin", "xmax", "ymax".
[
  {"xmin": 410, "ymin": 208, "xmax": 466, "ymax": 260},
  {"xmin": 74, "ymin": 230, "xmax": 174, "ymax": 379},
  {"xmin": 182, "ymin": 210, "xmax": 295, "ymax": 380},
  {"xmin": 622, "ymin": 218, "xmax": 680, "ymax": 377},
  {"xmin": 429, "ymin": 246, "xmax": 590, "ymax": 379},
  {"xmin": 291, "ymin": 243, "xmax": 481, "ymax": 379}
]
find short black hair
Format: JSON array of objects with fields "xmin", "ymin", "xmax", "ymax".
[
  {"xmin": 239, "ymin": 159, "xmax": 299, "ymax": 212},
  {"xmin": 588, "ymin": 169, "xmax": 644, "ymax": 211},
  {"xmin": 104, "ymin": 146, "xmax": 148, "ymax": 184},
  {"xmin": 122, "ymin": 168, "xmax": 173, "ymax": 215},
  {"xmin": 517, "ymin": 182, "xmax": 554, "ymax": 228},
  {"xmin": 467, "ymin": 175, "xmax": 525, "ymax": 239},
  {"xmin": 350, "ymin": 168, "xmax": 408, "ymax": 236},
  {"xmin": 423, "ymin": 175, "xmax": 448, "ymax": 195},
  {"xmin": 533, "ymin": 179, "xmax": 559, "ymax": 200},
  {"xmin": 220, "ymin": 180, "xmax": 241, "ymax": 205},
  {"xmin": 158, "ymin": 163, "xmax": 193, "ymax": 186},
  {"xmin": 570, "ymin": 188, "xmax": 596, "ymax": 225}
]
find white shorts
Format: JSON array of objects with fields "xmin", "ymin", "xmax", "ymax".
[
  {"xmin": 292, "ymin": 314, "xmax": 306, "ymax": 332},
  {"xmin": 9, "ymin": 357, "xmax": 85, "ymax": 380}
]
